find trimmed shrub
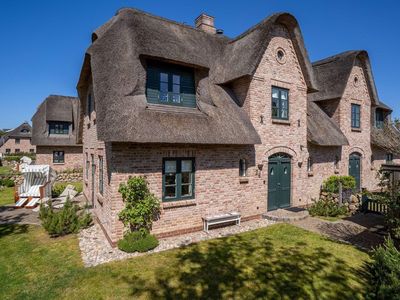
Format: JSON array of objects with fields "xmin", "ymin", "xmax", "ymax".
[
  {"xmin": 308, "ymin": 198, "xmax": 348, "ymax": 217},
  {"xmin": 0, "ymin": 178, "xmax": 15, "ymax": 187},
  {"xmin": 323, "ymin": 175, "xmax": 356, "ymax": 193},
  {"xmin": 118, "ymin": 176, "xmax": 161, "ymax": 234},
  {"xmin": 118, "ymin": 231, "xmax": 159, "ymax": 253},
  {"xmin": 39, "ymin": 199, "xmax": 92, "ymax": 237},
  {"xmin": 366, "ymin": 237, "xmax": 400, "ymax": 299}
]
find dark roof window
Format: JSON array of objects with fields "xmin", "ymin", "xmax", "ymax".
[
  {"xmin": 146, "ymin": 62, "xmax": 196, "ymax": 108},
  {"xmin": 375, "ymin": 108, "xmax": 385, "ymax": 129},
  {"xmin": 49, "ymin": 122, "xmax": 70, "ymax": 135}
]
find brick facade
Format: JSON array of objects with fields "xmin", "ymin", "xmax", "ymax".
[
  {"xmin": 82, "ymin": 16, "xmax": 397, "ymax": 245},
  {"xmin": 0, "ymin": 137, "xmax": 35, "ymax": 154},
  {"xmin": 35, "ymin": 145, "xmax": 83, "ymax": 172}
]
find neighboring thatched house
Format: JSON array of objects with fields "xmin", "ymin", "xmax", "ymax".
[
  {"xmin": 31, "ymin": 95, "xmax": 82, "ymax": 172},
  {"xmin": 76, "ymin": 8, "xmax": 399, "ymax": 245},
  {"xmin": 0, "ymin": 122, "xmax": 35, "ymax": 155},
  {"xmin": 308, "ymin": 51, "xmax": 400, "ymax": 193}
]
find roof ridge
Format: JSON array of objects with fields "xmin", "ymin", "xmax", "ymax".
[
  {"xmin": 312, "ymin": 50, "xmax": 363, "ymax": 66},
  {"xmin": 116, "ymin": 7, "xmax": 230, "ymax": 41},
  {"xmin": 228, "ymin": 12, "xmax": 286, "ymax": 43}
]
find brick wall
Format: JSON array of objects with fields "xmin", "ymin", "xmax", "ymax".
[
  {"xmin": 248, "ymin": 24, "xmax": 310, "ymax": 208},
  {"xmin": 0, "ymin": 137, "xmax": 35, "ymax": 154},
  {"xmin": 35, "ymin": 145, "xmax": 83, "ymax": 172},
  {"xmin": 82, "ymin": 22, "xmax": 397, "ymax": 244},
  {"xmin": 338, "ymin": 58, "xmax": 376, "ymax": 190}
]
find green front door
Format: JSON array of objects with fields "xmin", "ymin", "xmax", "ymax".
[
  {"xmin": 349, "ymin": 153, "xmax": 361, "ymax": 191},
  {"xmin": 268, "ymin": 153, "xmax": 291, "ymax": 211}
]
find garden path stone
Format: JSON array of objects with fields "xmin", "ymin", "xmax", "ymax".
[
  {"xmin": 292, "ymin": 213, "xmax": 386, "ymax": 250},
  {"xmin": 0, "ymin": 207, "xmax": 40, "ymax": 225},
  {"xmin": 79, "ymin": 218, "xmax": 275, "ymax": 267}
]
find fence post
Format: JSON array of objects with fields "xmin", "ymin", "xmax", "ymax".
[{"xmin": 339, "ymin": 182, "xmax": 343, "ymax": 206}]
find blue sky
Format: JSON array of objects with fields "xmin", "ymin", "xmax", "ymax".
[{"xmin": 0, "ymin": 0, "xmax": 399, "ymax": 129}]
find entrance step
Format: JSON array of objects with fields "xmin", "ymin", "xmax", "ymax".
[{"xmin": 263, "ymin": 207, "xmax": 309, "ymax": 222}]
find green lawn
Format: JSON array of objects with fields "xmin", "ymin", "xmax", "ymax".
[
  {"xmin": 0, "ymin": 223, "xmax": 370, "ymax": 300},
  {"xmin": 0, "ymin": 165, "xmax": 13, "ymax": 176},
  {"xmin": 0, "ymin": 187, "xmax": 14, "ymax": 206}
]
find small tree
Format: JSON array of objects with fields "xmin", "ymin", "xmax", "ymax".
[
  {"xmin": 323, "ymin": 175, "xmax": 356, "ymax": 193},
  {"xmin": 118, "ymin": 176, "xmax": 161, "ymax": 235},
  {"xmin": 373, "ymin": 171, "xmax": 400, "ymax": 239}
]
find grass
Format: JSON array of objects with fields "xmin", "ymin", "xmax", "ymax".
[
  {"xmin": 316, "ymin": 215, "xmax": 348, "ymax": 222},
  {"xmin": 0, "ymin": 223, "xmax": 370, "ymax": 300},
  {"xmin": 0, "ymin": 187, "xmax": 14, "ymax": 206},
  {"xmin": 0, "ymin": 166, "xmax": 13, "ymax": 176}
]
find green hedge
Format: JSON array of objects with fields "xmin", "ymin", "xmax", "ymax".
[
  {"xmin": 323, "ymin": 175, "xmax": 356, "ymax": 193},
  {"xmin": 308, "ymin": 198, "xmax": 348, "ymax": 217}
]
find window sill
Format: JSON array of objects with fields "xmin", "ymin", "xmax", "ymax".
[
  {"xmin": 351, "ymin": 128, "xmax": 362, "ymax": 132},
  {"xmin": 162, "ymin": 199, "xmax": 196, "ymax": 209},
  {"xmin": 272, "ymin": 119, "xmax": 291, "ymax": 125},
  {"xmin": 146, "ymin": 103, "xmax": 204, "ymax": 116},
  {"xmin": 308, "ymin": 172, "xmax": 314, "ymax": 177},
  {"xmin": 53, "ymin": 163, "xmax": 65, "ymax": 165},
  {"xmin": 239, "ymin": 177, "xmax": 249, "ymax": 184}
]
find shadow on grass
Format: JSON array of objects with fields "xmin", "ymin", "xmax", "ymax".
[
  {"xmin": 0, "ymin": 224, "xmax": 28, "ymax": 238},
  {"xmin": 124, "ymin": 233, "xmax": 366, "ymax": 299}
]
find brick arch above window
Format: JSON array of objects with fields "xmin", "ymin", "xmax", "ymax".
[
  {"xmin": 347, "ymin": 146, "xmax": 365, "ymax": 158},
  {"xmin": 263, "ymin": 146, "xmax": 298, "ymax": 162}
]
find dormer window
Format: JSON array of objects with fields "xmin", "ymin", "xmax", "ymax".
[
  {"xmin": 49, "ymin": 122, "xmax": 69, "ymax": 135},
  {"xmin": 375, "ymin": 108, "xmax": 384, "ymax": 129},
  {"xmin": 146, "ymin": 61, "xmax": 196, "ymax": 108},
  {"xmin": 21, "ymin": 129, "xmax": 29, "ymax": 133}
]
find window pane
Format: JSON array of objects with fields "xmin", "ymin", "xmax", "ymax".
[
  {"xmin": 165, "ymin": 186, "xmax": 176, "ymax": 198},
  {"xmin": 181, "ymin": 173, "xmax": 191, "ymax": 184},
  {"xmin": 280, "ymin": 90, "xmax": 288, "ymax": 100},
  {"xmin": 165, "ymin": 174, "xmax": 176, "ymax": 185},
  {"xmin": 173, "ymin": 83, "xmax": 180, "ymax": 94},
  {"xmin": 181, "ymin": 160, "xmax": 192, "ymax": 172},
  {"xmin": 272, "ymin": 88, "xmax": 279, "ymax": 98},
  {"xmin": 165, "ymin": 160, "xmax": 177, "ymax": 173},
  {"xmin": 160, "ymin": 72, "xmax": 168, "ymax": 83},
  {"xmin": 173, "ymin": 74, "xmax": 180, "ymax": 85},
  {"xmin": 181, "ymin": 184, "xmax": 192, "ymax": 197},
  {"xmin": 281, "ymin": 109, "xmax": 288, "ymax": 119}
]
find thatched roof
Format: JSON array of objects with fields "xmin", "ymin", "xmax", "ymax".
[
  {"xmin": 374, "ymin": 100, "xmax": 393, "ymax": 112},
  {"xmin": 307, "ymin": 102, "xmax": 348, "ymax": 146},
  {"xmin": 0, "ymin": 122, "xmax": 32, "ymax": 147},
  {"xmin": 31, "ymin": 95, "xmax": 81, "ymax": 146},
  {"xmin": 77, "ymin": 8, "xmax": 317, "ymax": 145},
  {"xmin": 371, "ymin": 123, "xmax": 400, "ymax": 155},
  {"xmin": 309, "ymin": 51, "xmax": 379, "ymax": 105}
]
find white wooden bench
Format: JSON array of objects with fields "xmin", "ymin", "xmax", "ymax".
[{"xmin": 202, "ymin": 212, "xmax": 241, "ymax": 232}]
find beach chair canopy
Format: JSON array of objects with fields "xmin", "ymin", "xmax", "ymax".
[
  {"xmin": 20, "ymin": 156, "xmax": 32, "ymax": 165},
  {"xmin": 19, "ymin": 165, "xmax": 56, "ymax": 198}
]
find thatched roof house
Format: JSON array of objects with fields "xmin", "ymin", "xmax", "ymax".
[
  {"xmin": 31, "ymin": 95, "xmax": 80, "ymax": 147},
  {"xmin": 76, "ymin": 8, "xmax": 326, "ymax": 145}
]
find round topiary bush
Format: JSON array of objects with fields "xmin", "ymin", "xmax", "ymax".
[{"xmin": 118, "ymin": 231, "xmax": 159, "ymax": 253}]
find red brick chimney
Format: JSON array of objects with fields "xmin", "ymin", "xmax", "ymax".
[{"xmin": 195, "ymin": 13, "xmax": 216, "ymax": 34}]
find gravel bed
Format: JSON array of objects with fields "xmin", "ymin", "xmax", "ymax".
[{"xmin": 79, "ymin": 218, "xmax": 275, "ymax": 267}]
